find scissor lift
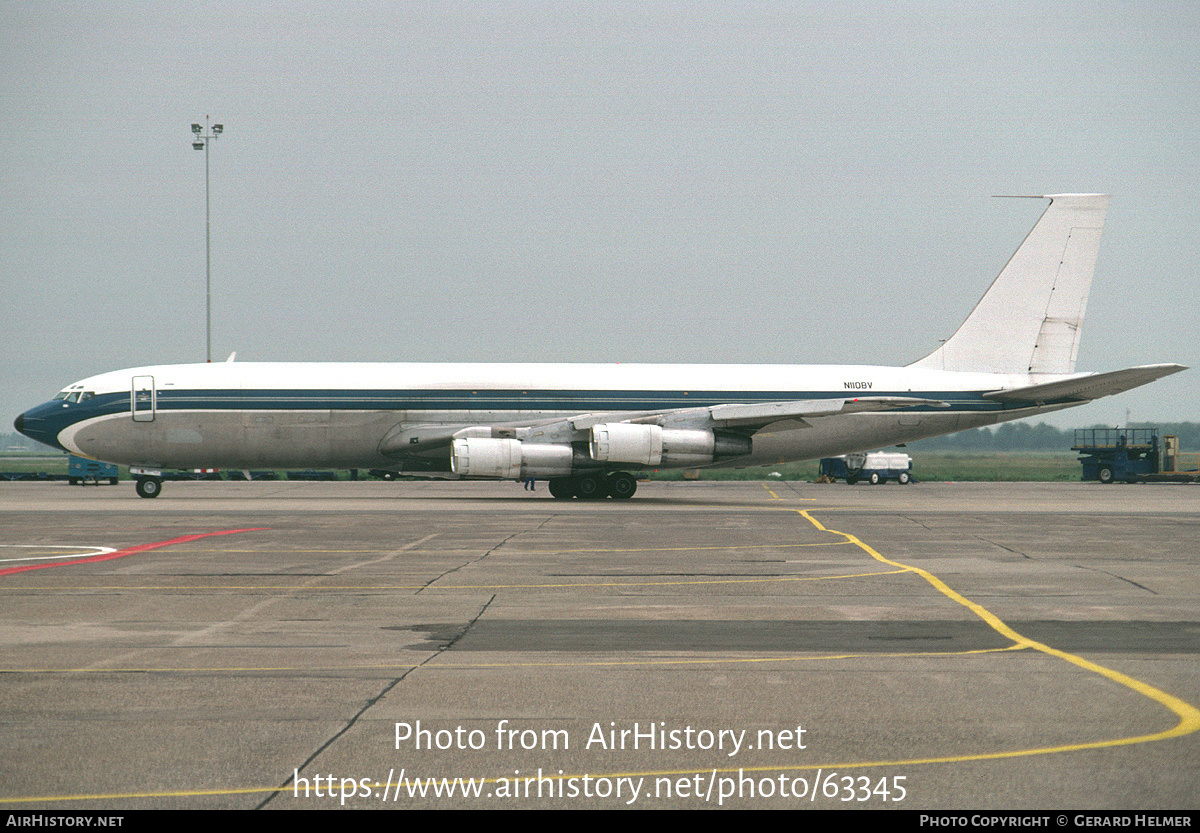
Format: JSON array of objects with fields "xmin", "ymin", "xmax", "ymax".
[{"xmin": 1073, "ymin": 428, "xmax": 1159, "ymax": 484}]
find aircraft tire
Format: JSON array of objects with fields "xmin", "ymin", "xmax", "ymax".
[
  {"xmin": 135, "ymin": 477, "xmax": 162, "ymax": 499},
  {"xmin": 607, "ymin": 471, "xmax": 637, "ymax": 500},
  {"xmin": 548, "ymin": 478, "xmax": 575, "ymax": 499},
  {"xmin": 574, "ymin": 474, "xmax": 607, "ymax": 500}
]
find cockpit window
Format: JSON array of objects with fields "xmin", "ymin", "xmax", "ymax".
[
  {"xmin": 80, "ymin": 391, "xmax": 94, "ymax": 402},
  {"xmin": 53, "ymin": 392, "xmax": 69, "ymax": 400},
  {"xmin": 67, "ymin": 392, "xmax": 81, "ymax": 403}
]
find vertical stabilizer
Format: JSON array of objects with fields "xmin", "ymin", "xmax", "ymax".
[{"xmin": 911, "ymin": 194, "xmax": 1109, "ymax": 375}]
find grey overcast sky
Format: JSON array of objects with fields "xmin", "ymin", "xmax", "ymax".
[{"xmin": 3, "ymin": 1, "xmax": 1197, "ymax": 430}]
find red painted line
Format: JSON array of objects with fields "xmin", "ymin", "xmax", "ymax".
[{"xmin": 0, "ymin": 528, "xmax": 268, "ymax": 577}]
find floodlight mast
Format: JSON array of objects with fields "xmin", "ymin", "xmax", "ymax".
[{"xmin": 190, "ymin": 116, "xmax": 225, "ymax": 362}]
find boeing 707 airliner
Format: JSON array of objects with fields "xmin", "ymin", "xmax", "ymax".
[{"xmin": 13, "ymin": 194, "xmax": 1185, "ymax": 498}]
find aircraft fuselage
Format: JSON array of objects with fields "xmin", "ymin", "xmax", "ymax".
[{"xmin": 16, "ymin": 361, "xmax": 1068, "ymax": 473}]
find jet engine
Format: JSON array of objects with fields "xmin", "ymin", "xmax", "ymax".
[
  {"xmin": 450, "ymin": 437, "xmax": 575, "ymax": 479},
  {"xmin": 589, "ymin": 423, "xmax": 750, "ymax": 466}
]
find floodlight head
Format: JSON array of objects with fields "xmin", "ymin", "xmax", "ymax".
[
  {"xmin": 192, "ymin": 141, "xmax": 204, "ymax": 150},
  {"xmin": 212, "ymin": 124, "xmax": 223, "ymax": 134},
  {"xmin": 192, "ymin": 123, "xmax": 202, "ymax": 134}
]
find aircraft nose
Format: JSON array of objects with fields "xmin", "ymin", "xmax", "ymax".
[
  {"xmin": 13, "ymin": 405, "xmax": 67, "ymax": 451},
  {"xmin": 14, "ymin": 409, "xmax": 39, "ymax": 442}
]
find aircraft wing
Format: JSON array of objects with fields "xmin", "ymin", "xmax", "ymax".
[
  {"xmin": 983, "ymin": 364, "xmax": 1187, "ymax": 405},
  {"xmin": 379, "ymin": 395, "xmax": 948, "ymax": 458},
  {"xmin": 545, "ymin": 395, "xmax": 949, "ymax": 435},
  {"xmin": 703, "ymin": 396, "xmax": 949, "ymax": 427}
]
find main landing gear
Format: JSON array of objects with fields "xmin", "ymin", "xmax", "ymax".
[{"xmin": 547, "ymin": 471, "xmax": 638, "ymax": 500}]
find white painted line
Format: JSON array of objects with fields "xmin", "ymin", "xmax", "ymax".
[{"xmin": 0, "ymin": 545, "xmax": 117, "ymax": 564}]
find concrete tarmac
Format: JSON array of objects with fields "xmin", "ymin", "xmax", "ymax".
[{"xmin": 0, "ymin": 479, "xmax": 1196, "ymax": 810}]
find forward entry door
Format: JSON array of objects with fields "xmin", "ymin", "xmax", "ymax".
[{"xmin": 132, "ymin": 375, "xmax": 155, "ymax": 422}]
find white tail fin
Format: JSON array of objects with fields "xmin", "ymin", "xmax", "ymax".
[{"xmin": 911, "ymin": 194, "xmax": 1109, "ymax": 375}]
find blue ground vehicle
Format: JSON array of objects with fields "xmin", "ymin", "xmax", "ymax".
[{"xmin": 68, "ymin": 455, "xmax": 119, "ymax": 485}]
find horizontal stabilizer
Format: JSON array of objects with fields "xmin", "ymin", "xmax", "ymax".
[{"xmin": 983, "ymin": 364, "xmax": 1187, "ymax": 404}]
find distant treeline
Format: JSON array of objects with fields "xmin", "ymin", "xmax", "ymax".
[
  {"xmin": 1, "ymin": 432, "xmax": 46, "ymax": 452},
  {"xmin": 906, "ymin": 422, "xmax": 1200, "ymax": 452}
]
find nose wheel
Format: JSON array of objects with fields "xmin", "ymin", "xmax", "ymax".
[{"xmin": 135, "ymin": 477, "xmax": 162, "ymax": 499}]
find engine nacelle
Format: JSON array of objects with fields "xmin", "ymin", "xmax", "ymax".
[
  {"xmin": 590, "ymin": 423, "xmax": 663, "ymax": 465},
  {"xmin": 590, "ymin": 424, "xmax": 750, "ymax": 466},
  {"xmin": 450, "ymin": 437, "xmax": 574, "ymax": 479}
]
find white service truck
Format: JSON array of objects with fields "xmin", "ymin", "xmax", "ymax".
[{"xmin": 819, "ymin": 451, "xmax": 913, "ymax": 485}]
